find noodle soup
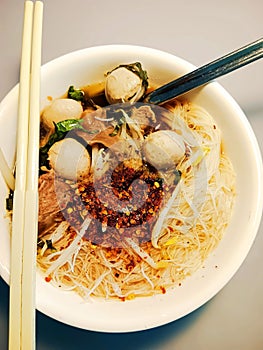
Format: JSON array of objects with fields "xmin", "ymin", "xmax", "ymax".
[
  {"xmin": 1, "ymin": 45, "xmax": 262, "ymax": 332},
  {"xmin": 35, "ymin": 66, "xmax": 236, "ymax": 300}
]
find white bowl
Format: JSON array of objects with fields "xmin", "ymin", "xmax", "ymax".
[{"xmin": 0, "ymin": 45, "xmax": 262, "ymax": 332}]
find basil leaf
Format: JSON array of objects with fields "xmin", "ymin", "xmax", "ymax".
[
  {"xmin": 109, "ymin": 115, "xmax": 126, "ymax": 137},
  {"xmin": 67, "ymin": 86, "xmax": 85, "ymax": 102}
]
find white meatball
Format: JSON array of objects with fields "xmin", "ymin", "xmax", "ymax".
[
  {"xmin": 42, "ymin": 98, "xmax": 83, "ymax": 124},
  {"xmin": 48, "ymin": 138, "xmax": 91, "ymax": 180},
  {"xmin": 105, "ymin": 67, "xmax": 144, "ymax": 104},
  {"xmin": 142, "ymin": 130, "xmax": 185, "ymax": 169}
]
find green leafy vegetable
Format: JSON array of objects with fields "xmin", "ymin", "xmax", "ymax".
[
  {"xmin": 109, "ymin": 114, "xmax": 126, "ymax": 137},
  {"xmin": 67, "ymin": 86, "xmax": 85, "ymax": 102},
  {"xmin": 53, "ymin": 119, "xmax": 87, "ymax": 133},
  {"xmin": 67, "ymin": 85, "xmax": 101, "ymax": 109}
]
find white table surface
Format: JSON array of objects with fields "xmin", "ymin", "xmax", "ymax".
[{"xmin": 0, "ymin": 1, "xmax": 263, "ymax": 349}]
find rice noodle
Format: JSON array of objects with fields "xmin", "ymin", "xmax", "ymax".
[{"xmin": 37, "ymin": 99, "xmax": 236, "ymax": 300}]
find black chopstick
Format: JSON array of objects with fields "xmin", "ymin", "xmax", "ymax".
[{"xmin": 145, "ymin": 38, "xmax": 263, "ymax": 105}]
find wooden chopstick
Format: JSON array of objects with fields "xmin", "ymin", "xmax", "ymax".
[
  {"xmin": 8, "ymin": 2, "xmax": 33, "ymax": 348},
  {"xmin": 21, "ymin": 1, "xmax": 43, "ymax": 349},
  {"xmin": 8, "ymin": 1, "xmax": 43, "ymax": 349}
]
